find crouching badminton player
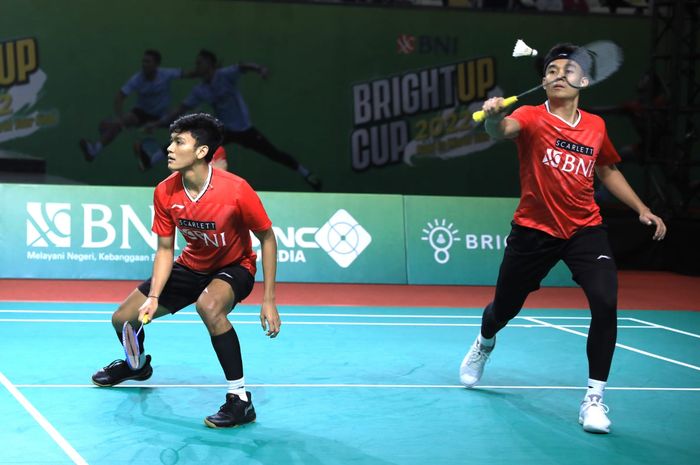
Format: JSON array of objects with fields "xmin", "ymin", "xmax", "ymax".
[
  {"xmin": 92, "ymin": 112, "xmax": 280, "ymax": 428},
  {"xmin": 459, "ymin": 43, "xmax": 666, "ymax": 434}
]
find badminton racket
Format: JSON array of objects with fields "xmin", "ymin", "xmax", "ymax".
[
  {"xmin": 473, "ymin": 40, "xmax": 623, "ymax": 122},
  {"xmin": 122, "ymin": 313, "xmax": 150, "ymax": 370}
]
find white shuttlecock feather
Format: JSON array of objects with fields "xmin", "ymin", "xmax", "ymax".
[{"xmin": 513, "ymin": 39, "xmax": 538, "ymax": 57}]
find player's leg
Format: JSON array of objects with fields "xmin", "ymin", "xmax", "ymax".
[
  {"xmin": 227, "ymin": 128, "xmax": 321, "ymax": 190},
  {"xmin": 195, "ymin": 265, "xmax": 256, "ymax": 428},
  {"xmin": 92, "ymin": 263, "xmax": 207, "ymax": 387},
  {"xmin": 80, "ymin": 111, "xmax": 141, "ymax": 161},
  {"xmin": 460, "ymin": 224, "xmax": 562, "ymax": 387},
  {"xmin": 563, "ymin": 226, "xmax": 618, "ymax": 433}
]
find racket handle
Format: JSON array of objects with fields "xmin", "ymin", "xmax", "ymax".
[
  {"xmin": 141, "ymin": 314, "xmax": 151, "ymax": 325},
  {"xmin": 472, "ymin": 96, "xmax": 519, "ymax": 123}
]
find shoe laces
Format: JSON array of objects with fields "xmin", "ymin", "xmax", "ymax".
[
  {"xmin": 582, "ymin": 397, "xmax": 609, "ymax": 414},
  {"xmin": 103, "ymin": 360, "xmax": 124, "ymax": 370},
  {"xmin": 467, "ymin": 342, "xmax": 492, "ymax": 365}
]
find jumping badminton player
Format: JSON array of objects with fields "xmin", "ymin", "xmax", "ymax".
[
  {"xmin": 459, "ymin": 43, "xmax": 667, "ymax": 434},
  {"xmin": 79, "ymin": 50, "xmax": 193, "ymax": 162},
  {"xmin": 138, "ymin": 49, "xmax": 322, "ymax": 190},
  {"xmin": 92, "ymin": 113, "xmax": 280, "ymax": 428}
]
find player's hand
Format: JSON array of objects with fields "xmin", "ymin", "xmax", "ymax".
[
  {"xmin": 482, "ymin": 97, "xmax": 506, "ymax": 120},
  {"xmin": 639, "ymin": 209, "xmax": 667, "ymax": 241},
  {"xmin": 138, "ymin": 297, "xmax": 158, "ymax": 324},
  {"xmin": 260, "ymin": 301, "xmax": 281, "ymax": 338}
]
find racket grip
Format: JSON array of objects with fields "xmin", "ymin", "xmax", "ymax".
[
  {"xmin": 141, "ymin": 314, "xmax": 150, "ymax": 325},
  {"xmin": 472, "ymin": 96, "xmax": 519, "ymax": 123}
]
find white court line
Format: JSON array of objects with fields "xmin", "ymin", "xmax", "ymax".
[
  {"xmin": 522, "ymin": 316, "xmax": 700, "ymax": 372},
  {"xmin": 625, "ymin": 317, "xmax": 700, "ymax": 340},
  {"xmin": 12, "ymin": 382, "xmax": 700, "ymax": 392},
  {"xmin": 0, "ymin": 318, "xmax": 653, "ymax": 329},
  {"xmin": 0, "ymin": 309, "xmax": 639, "ymax": 321},
  {"xmin": 0, "ymin": 371, "xmax": 89, "ymax": 465}
]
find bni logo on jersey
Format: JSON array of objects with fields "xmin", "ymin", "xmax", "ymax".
[
  {"xmin": 314, "ymin": 209, "xmax": 372, "ymax": 268},
  {"xmin": 26, "ymin": 202, "xmax": 71, "ymax": 247}
]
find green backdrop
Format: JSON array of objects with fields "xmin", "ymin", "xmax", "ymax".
[{"xmin": 0, "ymin": 1, "xmax": 649, "ymax": 196}]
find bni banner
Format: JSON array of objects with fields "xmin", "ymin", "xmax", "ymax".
[
  {"xmin": 0, "ymin": 184, "xmax": 406, "ymax": 283},
  {"xmin": 404, "ymin": 195, "xmax": 573, "ymax": 286}
]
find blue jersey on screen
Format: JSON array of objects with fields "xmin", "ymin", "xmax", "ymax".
[
  {"xmin": 183, "ymin": 65, "xmax": 252, "ymax": 131},
  {"xmin": 120, "ymin": 67, "xmax": 183, "ymax": 117}
]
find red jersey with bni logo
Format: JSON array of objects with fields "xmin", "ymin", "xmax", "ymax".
[
  {"xmin": 151, "ymin": 166, "xmax": 271, "ymax": 275},
  {"xmin": 507, "ymin": 102, "xmax": 621, "ymax": 239}
]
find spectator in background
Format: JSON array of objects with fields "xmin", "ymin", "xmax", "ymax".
[
  {"xmin": 79, "ymin": 50, "xmax": 194, "ymax": 162},
  {"xmin": 139, "ymin": 50, "xmax": 321, "ymax": 191}
]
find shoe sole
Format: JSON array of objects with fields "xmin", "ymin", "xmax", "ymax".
[
  {"xmin": 578, "ymin": 417, "xmax": 610, "ymax": 434},
  {"xmin": 203, "ymin": 416, "xmax": 256, "ymax": 429},
  {"xmin": 91, "ymin": 368, "xmax": 153, "ymax": 387}
]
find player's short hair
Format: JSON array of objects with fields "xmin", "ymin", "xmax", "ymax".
[
  {"xmin": 169, "ymin": 113, "xmax": 223, "ymax": 162},
  {"xmin": 143, "ymin": 49, "xmax": 162, "ymax": 64},
  {"xmin": 198, "ymin": 49, "xmax": 218, "ymax": 67},
  {"xmin": 542, "ymin": 43, "xmax": 591, "ymax": 77}
]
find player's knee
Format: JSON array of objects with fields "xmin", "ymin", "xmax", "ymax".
[{"xmin": 196, "ymin": 299, "xmax": 228, "ymax": 327}]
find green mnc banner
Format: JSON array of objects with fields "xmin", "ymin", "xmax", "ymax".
[{"xmin": 403, "ymin": 196, "xmax": 573, "ymax": 286}]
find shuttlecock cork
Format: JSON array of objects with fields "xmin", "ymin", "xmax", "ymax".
[{"xmin": 513, "ymin": 39, "xmax": 537, "ymax": 57}]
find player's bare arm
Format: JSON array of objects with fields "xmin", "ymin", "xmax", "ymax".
[
  {"xmin": 239, "ymin": 62, "xmax": 269, "ymax": 79},
  {"xmin": 482, "ymin": 97, "xmax": 520, "ymax": 140},
  {"xmin": 595, "ymin": 164, "xmax": 667, "ymax": 240},
  {"xmin": 143, "ymin": 103, "xmax": 190, "ymax": 133},
  {"xmin": 138, "ymin": 234, "xmax": 175, "ymax": 322},
  {"xmin": 254, "ymin": 227, "xmax": 280, "ymax": 338}
]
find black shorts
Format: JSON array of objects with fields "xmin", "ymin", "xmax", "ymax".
[
  {"xmin": 497, "ymin": 222, "xmax": 617, "ymax": 293},
  {"xmin": 137, "ymin": 262, "xmax": 255, "ymax": 314},
  {"xmin": 130, "ymin": 108, "xmax": 160, "ymax": 126}
]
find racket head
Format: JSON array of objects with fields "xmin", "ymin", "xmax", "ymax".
[
  {"xmin": 563, "ymin": 41, "xmax": 624, "ymax": 89},
  {"xmin": 122, "ymin": 321, "xmax": 142, "ymax": 370}
]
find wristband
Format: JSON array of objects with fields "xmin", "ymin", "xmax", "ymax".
[{"xmin": 148, "ymin": 295, "xmax": 159, "ymax": 299}]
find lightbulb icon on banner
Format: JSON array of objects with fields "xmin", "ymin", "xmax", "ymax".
[{"xmin": 421, "ymin": 219, "xmax": 461, "ymax": 264}]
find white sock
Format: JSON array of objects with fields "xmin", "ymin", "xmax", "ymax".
[
  {"xmin": 478, "ymin": 333, "xmax": 495, "ymax": 348},
  {"xmin": 585, "ymin": 378, "xmax": 606, "ymax": 401},
  {"xmin": 227, "ymin": 377, "xmax": 247, "ymax": 401},
  {"xmin": 297, "ymin": 165, "xmax": 310, "ymax": 177}
]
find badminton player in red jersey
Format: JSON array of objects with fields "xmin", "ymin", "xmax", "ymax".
[
  {"xmin": 460, "ymin": 44, "xmax": 666, "ymax": 434},
  {"xmin": 92, "ymin": 113, "xmax": 280, "ymax": 428}
]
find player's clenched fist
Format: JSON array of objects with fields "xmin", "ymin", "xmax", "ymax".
[{"xmin": 482, "ymin": 97, "xmax": 506, "ymax": 119}]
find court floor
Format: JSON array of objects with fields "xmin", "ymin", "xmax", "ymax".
[{"xmin": 1, "ymin": 301, "xmax": 699, "ymax": 465}]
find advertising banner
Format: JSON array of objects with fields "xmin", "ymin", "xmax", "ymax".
[
  {"xmin": 0, "ymin": 1, "xmax": 649, "ymax": 197},
  {"xmin": 0, "ymin": 184, "xmax": 406, "ymax": 283},
  {"xmin": 404, "ymin": 196, "xmax": 573, "ymax": 286}
]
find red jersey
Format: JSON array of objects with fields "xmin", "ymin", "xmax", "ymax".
[
  {"xmin": 152, "ymin": 166, "xmax": 271, "ymax": 274},
  {"xmin": 507, "ymin": 103, "xmax": 621, "ymax": 239}
]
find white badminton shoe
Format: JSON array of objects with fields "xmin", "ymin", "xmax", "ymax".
[
  {"xmin": 459, "ymin": 336, "xmax": 495, "ymax": 387},
  {"xmin": 579, "ymin": 394, "xmax": 611, "ymax": 433}
]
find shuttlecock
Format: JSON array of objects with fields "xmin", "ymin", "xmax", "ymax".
[{"xmin": 513, "ymin": 39, "xmax": 537, "ymax": 57}]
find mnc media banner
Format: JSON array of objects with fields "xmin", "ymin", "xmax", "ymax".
[
  {"xmin": 0, "ymin": 184, "xmax": 406, "ymax": 283},
  {"xmin": 404, "ymin": 196, "xmax": 573, "ymax": 286}
]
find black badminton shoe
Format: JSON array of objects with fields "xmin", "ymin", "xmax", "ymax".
[
  {"xmin": 204, "ymin": 392, "xmax": 256, "ymax": 428},
  {"xmin": 91, "ymin": 355, "xmax": 153, "ymax": 387}
]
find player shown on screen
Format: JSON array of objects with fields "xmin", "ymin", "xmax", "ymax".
[
  {"xmin": 91, "ymin": 113, "xmax": 280, "ymax": 428},
  {"xmin": 137, "ymin": 49, "xmax": 321, "ymax": 190},
  {"xmin": 459, "ymin": 43, "xmax": 667, "ymax": 434},
  {"xmin": 79, "ymin": 49, "xmax": 194, "ymax": 164}
]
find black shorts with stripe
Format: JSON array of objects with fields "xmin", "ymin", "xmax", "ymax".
[{"xmin": 137, "ymin": 262, "xmax": 255, "ymax": 314}]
